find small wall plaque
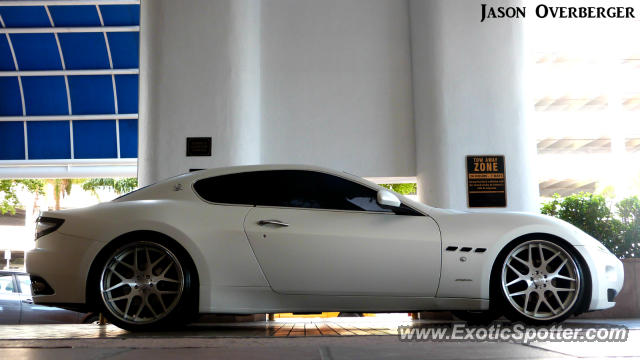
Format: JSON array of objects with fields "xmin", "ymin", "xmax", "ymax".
[
  {"xmin": 186, "ymin": 137, "xmax": 211, "ymax": 156},
  {"xmin": 466, "ymin": 155, "xmax": 506, "ymax": 208}
]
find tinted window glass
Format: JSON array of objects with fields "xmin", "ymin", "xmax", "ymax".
[
  {"xmin": 194, "ymin": 170, "xmax": 393, "ymax": 212},
  {"xmin": 192, "ymin": 172, "xmax": 259, "ymax": 206}
]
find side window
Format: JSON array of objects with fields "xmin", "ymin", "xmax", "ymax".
[
  {"xmin": 193, "ymin": 170, "xmax": 421, "ymax": 214},
  {"xmin": 0, "ymin": 275, "xmax": 15, "ymax": 293},
  {"xmin": 194, "ymin": 170, "xmax": 392, "ymax": 212},
  {"xmin": 258, "ymin": 171, "xmax": 393, "ymax": 212},
  {"xmin": 17, "ymin": 275, "xmax": 32, "ymax": 296},
  {"xmin": 193, "ymin": 172, "xmax": 259, "ymax": 205}
]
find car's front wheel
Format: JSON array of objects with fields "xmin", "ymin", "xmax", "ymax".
[
  {"xmin": 496, "ymin": 238, "xmax": 585, "ymax": 325},
  {"xmin": 94, "ymin": 238, "xmax": 197, "ymax": 331}
]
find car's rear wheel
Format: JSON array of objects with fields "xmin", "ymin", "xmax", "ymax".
[
  {"xmin": 95, "ymin": 239, "xmax": 197, "ymax": 331},
  {"xmin": 497, "ymin": 238, "xmax": 584, "ymax": 325}
]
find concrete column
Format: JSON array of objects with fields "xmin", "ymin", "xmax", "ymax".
[
  {"xmin": 410, "ymin": 0, "xmax": 538, "ymax": 212},
  {"xmin": 138, "ymin": 0, "xmax": 261, "ymax": 186},
  {"xmin": 260, "ymin": 0, "xmax": 416, "ymax": 177}
]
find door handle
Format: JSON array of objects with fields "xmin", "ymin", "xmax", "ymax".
[
  {"xmin": 22, "ymin": 299, "xmax": 33, "ymax": 304},
  {"xmin": 257, "ymin": 219, "xmax": 290, "ymax": 227}
]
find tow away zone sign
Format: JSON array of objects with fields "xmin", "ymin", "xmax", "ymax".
[{"xmin": 466, "ymin": 155, "xmax": 506, "ymax": 208}]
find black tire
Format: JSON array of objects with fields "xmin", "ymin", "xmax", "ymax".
[
  {"xmin": 451, "ymin": 310, "xmax": 501, "ymax": 325},
  {"xmin": 338, "ymin": 312, "xmax": 364, "ymax": 317},
  {"xmin": 82, "ymin": 314, "xmax": 100, "ymax": 324},
  {"xmin": 89, "ymin": 232, "xmax": 199, "ymax": 331},
  {"xmin": 491, "ymin": 234, "xmax": 586, "ymax": 326}
]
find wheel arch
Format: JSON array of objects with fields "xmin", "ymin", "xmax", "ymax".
[
  {"xmin": 487, "ymin": 232, "xmax": 592, "ymax": 316},
  {"xmin": 85, "ymin": 230, "xmax": 201, "ymax": 312}
]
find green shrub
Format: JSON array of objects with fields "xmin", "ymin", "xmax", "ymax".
[
  {"xmin": 0, "ymin": 179, "xmax": 45, "ymax": 215},
  {"xmin": 541, "ymin": 193, "xmax": 640, "ymax": 259},
  {"xmin": 82, "ymin": 178, "xmax": 138, "ymax": 202},
  {"xmin": 615, "ymin": 196, "xmax": 640, "ymax": 258}
]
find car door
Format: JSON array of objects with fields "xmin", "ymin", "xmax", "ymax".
[
  {"xmin": 16, "ymin": 274, "xmax": 81, "ymax": 324},
  {"xmin": 242, "ymin": 170, "xmax": 442, "ymax": 297},
  {"xmin": 0, "ymin": 274, "xmax": 20, "ymax": 324}
]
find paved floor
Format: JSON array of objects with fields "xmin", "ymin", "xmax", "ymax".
[{"xmin": 0, "ymin": 318, "xmax": 638, "ymax": 359}]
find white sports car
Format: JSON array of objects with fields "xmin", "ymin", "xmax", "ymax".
[{"xmin": 27, "ymin": 165, "xmax": 623, "ymax": 330}]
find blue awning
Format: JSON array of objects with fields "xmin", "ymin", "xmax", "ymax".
[{"xmin": 0, "ymin": 2, "xmax": 140, "ymax": 163}]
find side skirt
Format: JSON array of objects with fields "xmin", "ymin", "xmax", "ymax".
[{"xmin": 200, "ymin": 286, "xmax": 489, "ymax": 314}]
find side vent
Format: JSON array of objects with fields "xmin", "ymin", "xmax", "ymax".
[{"xmin": 446, "ymin": 246, "xmax": 487, "ymax": 253}]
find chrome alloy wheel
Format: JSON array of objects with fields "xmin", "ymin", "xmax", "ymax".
[
  {"xmin": 501, "ymin": 240, "xmax": 580, "ymax": 320},
  {"xmin": 100, "ymin": 242, "xmax": 184, "ymax": 324}
]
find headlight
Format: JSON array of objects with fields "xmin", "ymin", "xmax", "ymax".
[{"xmin": 35, "ymin": 217, "xmax": 65, "ymax": 241}]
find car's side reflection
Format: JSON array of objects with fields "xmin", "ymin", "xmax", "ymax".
[{"xmin": 0, "ymin": 271, "xmax": 97, "ymax": 324}]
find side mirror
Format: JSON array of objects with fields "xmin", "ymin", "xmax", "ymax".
[{"xmin": 377, "ymin": 190, "xmax": 401, "ymax": 208}]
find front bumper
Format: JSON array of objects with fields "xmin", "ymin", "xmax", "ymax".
[
  {"xmin": 26, "ymin": 231, "xmax": 105, "ymax": 306},
  {"xmin": 575, "ymin": 246, "xmax": 624, "ymax": 311}
]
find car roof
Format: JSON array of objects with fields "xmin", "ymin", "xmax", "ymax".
[
  {"xmin": 110, "ymin": 164, "xmax": 433, "ymax": 214},
  {"xmin": 115, "ymin": 164, "xmax": 375, "ymax": 202},
  {"xmin": 185, "ymin": 164, "xmax": 356, "ymax": 182}
]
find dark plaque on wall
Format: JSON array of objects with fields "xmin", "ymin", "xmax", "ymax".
[
  {"xmin": 186, "ymin": 137, "xmax": 211, "ymax": 156},
  {"xmin": 466, "ymin": 155, "xmax": 506, "ymax": 208}
]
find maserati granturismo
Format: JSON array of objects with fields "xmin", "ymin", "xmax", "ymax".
[{"xmin": 26, "ymin": 165, "xmax": 623, "ymax": 330}]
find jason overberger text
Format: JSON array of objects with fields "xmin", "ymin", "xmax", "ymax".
[{"xmin": 480, "ymin": 4, "xmax": 635, "ymax": 22}]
